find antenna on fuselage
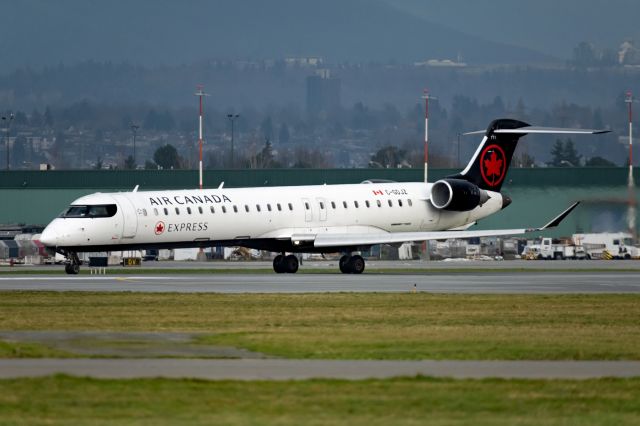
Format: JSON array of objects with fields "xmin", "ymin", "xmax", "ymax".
[
  {"xmin": 218, "ymin": 182, "xmax": 224, "ymax": 189},
  {"xmin": 132, "ymin": 185, "xmax": 139, "ymax": 192}
]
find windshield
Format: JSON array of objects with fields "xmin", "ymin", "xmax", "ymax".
[{"xmin": 59, "ymin": 204, "xmax": 117, "ymax": 218}]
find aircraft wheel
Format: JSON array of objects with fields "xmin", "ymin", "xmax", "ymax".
[
  {"xmin": 284, "ymin": 255, "xmax": 299, "ymax": 273},
  {"xmin": 350, "ymin": 255, "xmax": 365, "ymax": 274},
  {"xmin": 65, "ymin": 263, "xmax": 80, "ymax": 275},
  {"xmin": 273, "ymin": 255, "xmax": 285, "ymax": 273},
  {"xmin": 339, "ymin": 255, "xmax": 351, "ymax": 274}
]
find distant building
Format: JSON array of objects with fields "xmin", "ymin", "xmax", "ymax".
[
  {"xmin": 285, "ymin": 56, "xmax": 324, "ymax": 68},
  {"xmin": 619, "ymin": 40, "xmax": 640, "ymax": 65},
  {"xmin": 306, "ymin": 69, "xmax": 341, "ymax": 119}
]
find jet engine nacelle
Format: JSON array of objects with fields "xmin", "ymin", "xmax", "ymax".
[{"xmin": 430, "ymin": 179, "xmax": 489, "ymax": 211}]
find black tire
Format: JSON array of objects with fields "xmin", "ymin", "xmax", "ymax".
[
  {"xmin": 66, "ymin": 264, "xmax": 80, "ymax": 275},
  {"xmin": 339, "ymin": 255, "xmax": 351, "ymax": 274},
  {"xmin": 273, "ymin": 255, "xmax": 285, "ymax": 273},
  {"xmin": 64, "ymin": 264, "xmax": 72, "ymax": 274},
  {"xmin": 284, "ymin": 255, "xmax": 299, "ymax": 274},
  {"xmin": 350, "ymin": 255, "xmax": 365, "ymax": 274}
]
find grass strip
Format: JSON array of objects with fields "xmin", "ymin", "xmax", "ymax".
[
  {"xmin": 1, "ymin": 292, "xmax": 639, "ymax": 360},
  {"xmin": 0, "ymin": 375, "xmax": 639, "ymax": 425}
]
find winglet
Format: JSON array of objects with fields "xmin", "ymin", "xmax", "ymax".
[{"xmin": 540, "ymin": 201, "xmax": 580, "ymax": 230}]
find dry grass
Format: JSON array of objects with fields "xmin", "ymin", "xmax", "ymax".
[{"xmin": 1, "ymin": 292, "xmax": 639, "ymax": 360}]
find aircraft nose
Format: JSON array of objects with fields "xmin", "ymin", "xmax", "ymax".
[{"xmin": 40, "ymin": 226, "xmax": 59, "ymax": 247}]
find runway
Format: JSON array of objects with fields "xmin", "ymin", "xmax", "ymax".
[
  {"xmin": 1, "ymin": 359, "xmax": 639, "ymax": 380},
  {"xmin": 1, "ymin": 272, "xmax": 639, "ymax": 293}
]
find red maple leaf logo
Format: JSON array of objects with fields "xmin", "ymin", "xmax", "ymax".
[
  {"xmin": 480, "ymin": 144, "xmax": 507, "ymax": 187},
  {"xmin": 155, "ymin": 222, "xmax": 165, "ymax": 235},
  {"xmin": 484, "ymin": 151, "xmax": 503, "ymax": 178}
]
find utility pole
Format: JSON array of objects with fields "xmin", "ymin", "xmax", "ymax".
[
  {"xmin": 227, "ymin": 114, "xmax": 240, "ymax": 168},
  {"xmin": 2, "ymin": 113, "xmax": 14, "ymax": 170},
  {"xmin": 421, "ymin": 89, "xmax": 437, "ymax": 183},
  {"xmin": 195, "ymin": 86, "xmax": 209, "ymax": 189},
  {"xmin": 625, "ymin": 91, "xmax": 636, "ymax": 185},
  {"xmin": 131, "ymin": 123, "xmax": 139, "ymax": 168},
  {"xmin": 625, "ymin": 91, "xmax": 638, "ymax": 237}
]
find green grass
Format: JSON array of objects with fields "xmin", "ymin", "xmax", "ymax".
[
  {"xmin": 0, "ymin": 375, "xmax": 639, "ymax": 425},
  {"xmin": 1, "ymin": 292, "xmax": 639, "ymax": 360},
  {"xmin": 0, "ymin": 341, "xmax": 72, "ymax": 358}
]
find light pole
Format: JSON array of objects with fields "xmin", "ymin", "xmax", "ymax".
[
  {"xmin": 421, "ymin": 89, "xmax": 437, "ymax": 183},
  {"xmin": 227, "ymin": 114, "xmax": 239, "ymax": 168},
  {"xmin": 457, "ymin": 133, "xmax": 461, "ymax": 168},
  {"xmin": 2, "ymin": 113, "xmax": 14, "ymax": 170},
  {"xmin": 131, "ymin": 124, "xmax": 139, "ymax": 168}
]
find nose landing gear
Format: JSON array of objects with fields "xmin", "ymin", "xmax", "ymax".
[
  {"xmin": 273, "ymin": 253, "xmax": 299, "ymax": 274},
  {"xmin": 63, "ymin": 251, "xmax": 81, "ymax": 275},
  {"xmin": 339, "ymin": 254, "xmax": 365, "ymax": 274}
]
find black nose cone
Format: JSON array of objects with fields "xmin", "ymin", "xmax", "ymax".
[{"xmin": 501, "ymin": 195, "xmax": 512, "ymax": 210}]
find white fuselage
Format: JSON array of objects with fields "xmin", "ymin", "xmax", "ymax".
[{"xmin": 40, "ymin": 182, "xmax": 504, "ymax": 252}]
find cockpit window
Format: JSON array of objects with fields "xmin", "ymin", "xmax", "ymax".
[{"xmin": 60, "ymin": 204, "xmax": 117, "ymax": 218}]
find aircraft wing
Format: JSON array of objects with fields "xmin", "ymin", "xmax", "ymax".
[{"xmin": 295, "ymin": 202, "xmax": 579, "ymax": 249}]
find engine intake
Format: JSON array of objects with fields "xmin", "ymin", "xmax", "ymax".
[{"xmin": 430, "ymin": 179, "xmax": 489, "ymax": 211}]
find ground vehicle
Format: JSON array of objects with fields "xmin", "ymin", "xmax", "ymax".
[{"xmin": 573, "ymin": 233, "xmax": 639, "ymax": 259}]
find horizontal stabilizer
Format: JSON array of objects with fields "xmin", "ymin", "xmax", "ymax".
[{"xmin": 464, "ymin": 126, "xmax": 610, "ymax": 136}]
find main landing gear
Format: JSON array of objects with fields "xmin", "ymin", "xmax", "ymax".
[
  {"xmin": 64, "ymin": 251, "xmax": 81, "ymax": 275},
  {"xmin": 273, "ymin": 254, "xmax": 299, "ymax": 274},
  {"xmin": 272, "ymin": 253, "xmax": 366, "ymax": 274},
  {"xmin": 339, "ymin": 254, "xmax": 365, "ymax": 274}
]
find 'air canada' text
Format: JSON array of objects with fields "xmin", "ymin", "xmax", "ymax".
[{"xmin": 149, "ymin": 194, "xmax": 232, "ymax": 206}]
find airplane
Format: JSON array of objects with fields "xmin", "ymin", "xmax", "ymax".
[{"xmin": 39, "ymin": 118, "xmax": 608, "ymax": 275}]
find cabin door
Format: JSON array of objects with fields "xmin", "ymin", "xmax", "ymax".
[{"xmin": 119, "ymin": 197, "xmax": 138, "ymax": 238}]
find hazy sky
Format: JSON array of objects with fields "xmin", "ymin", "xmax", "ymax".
[{"xmin": 0, "ymin": 0, "xmax": 637, "ymax": 70}]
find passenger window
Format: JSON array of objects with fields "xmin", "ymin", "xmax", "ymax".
[
  {"xmin": 388, "ymin": 200, "xmax": 393, "ymax": 207},
  {"xmin": 164, "ymin": 208, "xmax": 169, "ymax": 216},
  {"xmin": 142, "ymin": 209, "xmax": 147, "ymax": 216},
  {"xmin": 245, "ymin": 205, "xmax": 250, "ymax": 212},
  {"xmin": 222, "ymin": 206, "xmax": 227, "ymax": 213},
  {"xmin": 187, "ymin": 207, "xmax": 192, "ymax": 215},
  {"xmin": 305, "ymin": 202, "xmax": 310, "ymax": 210},
  {"xmin": 233, "ymin": 205, "xmax": 238, "ymax": 213},
  {"xmin": 277, "ymin": 203, "xmax": 282, "ymax": 211},
  {"xmin": 210, "ymin": 206, "xmax": 215, "ymax": 214},
  {"xmin": 288, "ymin": 203, "xmax": 293, "ymax": 211},
  {"xmin": 153, "ymin": 208, "xmax": 158, "ymax": 216},
  {"xmin": 354, "ymin": 201, "xmax": 359, "ymax": 208},
  {"xmin": 407, "ymin": 199, "xmax": 413, "ymax": 207},
  {"xmin": 331, "ymin": 201, "xmax": 336, "ymax": 209},
  {"xmin": 377, "ymin": 200, "xmax": 382, "ymax": 207},
  {"xmin": 343, "ymin": 201, "xmax": 348, "ymax": 208},
  {"xmin": 320, "ymin": 202, "xmax": 325, "ymax": 209},
  {"xmin": 267, "ymin": 204, "xmax": 272, "ymax": 212},
  {"xmin": 175, "ymin": 207, "xmax": 180, "ymax": 215},
  {"xmin": 398, "ymin": 199, "xmax": 403, "ymax": 207},
  {"xmin": 365, "ymin": 200, "xmax": 370, "ymax": 208},
  {"xmin": 256, "ymin": 204, "xmax": 261, "ymax": 212},
  {"xmin": 198, "ymin": 206, "xmax": 203, "ymax": 214}
]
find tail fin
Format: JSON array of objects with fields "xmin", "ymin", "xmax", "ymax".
[{"xmin": 450, "ymin": 118, "xmax": 610, "ymax": 192}]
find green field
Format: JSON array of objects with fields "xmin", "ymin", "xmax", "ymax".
[
  {"xmin": 0, "ymin": 375, "xmax": 638, "ymax": 425},
  {"xmin": 1, "ymin": 292, "xmax": 639, "ymax": 360}
]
